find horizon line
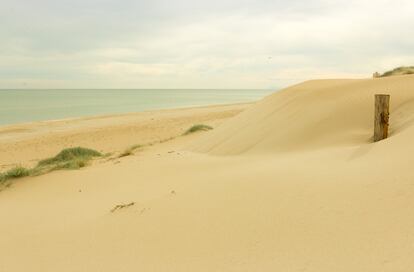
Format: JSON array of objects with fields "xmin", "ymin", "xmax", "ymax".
[{"xmin": 0, "ymin": 88, "xmax": 276, "ymax": 91}]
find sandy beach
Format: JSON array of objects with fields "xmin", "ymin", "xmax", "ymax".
[
  {"xmin": 2, "ymin": 75, "xmax": 414, "ymax": 271},
  {"xmin": 0, "ymin": 103, "xmax": 250, "ymax": 171}
]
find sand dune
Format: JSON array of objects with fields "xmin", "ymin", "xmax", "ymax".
[
  {"xmin": 1, "ymin": 76, "xmax": 414, "ymax": 271},
  {"xmin": 190, "ymin": 75, "xmax": 414, "ymax": 155}
]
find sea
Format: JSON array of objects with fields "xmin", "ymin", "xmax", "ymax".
[{"xmin": 0, "ymin": 89, "xmax": 274, "ymax": 126}]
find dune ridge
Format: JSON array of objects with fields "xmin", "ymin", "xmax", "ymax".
[{"xmin": 189, "ymin": 75, "xmax": 414, "ymax": 155}]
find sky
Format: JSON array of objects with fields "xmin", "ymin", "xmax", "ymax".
[{"xmin": 0, "ymin": 0, "xmax": 413, "ymax": 89}]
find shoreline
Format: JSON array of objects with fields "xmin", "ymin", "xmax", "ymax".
[
  {"xmin": 0, "ymin": 88, "xmax": 274, "ymax": 127},
  {"xmin": 0, "ymin": 101, "xmax": 254, "ymax": 129}
]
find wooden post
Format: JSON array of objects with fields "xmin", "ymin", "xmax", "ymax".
[{"xmin": 374, "ymin": 94, "xmax": 390, "ymax": 142}]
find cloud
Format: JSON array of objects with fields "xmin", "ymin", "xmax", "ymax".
[{"xmin": 0, "ymin": 0, "xmax": 413, "ymax": 88}]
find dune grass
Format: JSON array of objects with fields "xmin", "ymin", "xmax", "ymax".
[
  {"xmin": 381, "ymin": 66, "xmax": 414, "ymax": 77},
  {"xmin": 183, "ymin": 124, "xmax": 213, "ymax": 135},
  {"xmin": 1, "ymin": 131, "xmax": 188, "ymax": 187},
  {"xmin": 0, "ymin": 166, "xmax": 31, "ymax": 184},
  {"xmin": 0, "ymin": 147, "xmax": 102, "ymax": 187},
  {"xmin": 38, "ymin": 147, "xmax": 101, "ymax": 168}
]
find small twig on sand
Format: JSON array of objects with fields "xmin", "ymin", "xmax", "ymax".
[{"xmin": 111, "ymin": 202, "xmax": 135, "ymax": 213}]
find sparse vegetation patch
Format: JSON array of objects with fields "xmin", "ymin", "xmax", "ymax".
[
  {"xmin": 381, "ymin": 66, "xmax": 414, "ymax": 77},
  {"xmin": 0, "ymin": 147, "xmax": 102, "ymax": 187},
  {"xmin": 38, "ymin": 147, "xmax": 101, "ymax": 167},
  {"xmin": 183, "ymin": 124, "xmax": 213, "ymax": 135},
  {"xmin": 0, "ymin": 166, "xmax": 31, "ymax": 184}
]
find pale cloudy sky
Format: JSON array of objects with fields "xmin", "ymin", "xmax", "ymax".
[{"xmin": 1, "ymin": 0, "xmax": 413, "ymax": 89}]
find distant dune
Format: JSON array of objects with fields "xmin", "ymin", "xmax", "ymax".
[
  {"xmin": 1, "ymin": 75, "xmax": 414, "ymax": 271},
  {"xmin": 380, "ymin": 66, "xmax": 414, "ymax": 77}
]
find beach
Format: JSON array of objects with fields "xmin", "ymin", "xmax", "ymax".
[
  {"xmin": 0, "ymin": 103, "xmax": 250, "ymax": 170},
  {"xmin": 1, "ymin": 75, "xmax": 414, "ymax": 271}
]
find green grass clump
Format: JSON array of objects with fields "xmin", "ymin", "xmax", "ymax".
[
  {"xmin": 38, "ymin": 147, "xmax": 101, "ymax": 167},
  {"xmin": 1, "ymin": 147, "xmax": 102, "ymax": 189},
  {"xmin": 381, "ymin": 66, "xmax": 414, "ymax": 77},
  {"xmin": 119, "ymin": 144, "xmax": 143, "ymax": 158},
  {"xmin": 0, "ymin": 166, "xmax": 31, "ymax": 184},
  {"xmin": 54, "ymin": 157, "xmax": 88, "ymax": 170},
  {"xmin": 183, "ymin": 124, "xmax": 213, "ymax": 135}
]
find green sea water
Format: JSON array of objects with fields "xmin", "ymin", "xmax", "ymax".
[{"xmin": 0, "ymin": 89, "xmax": 274, "ymax": 126}]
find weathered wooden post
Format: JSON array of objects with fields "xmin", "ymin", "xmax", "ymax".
[{"xmin": 374, "ymin": 94, "xmax": 390, "ymax": 142}]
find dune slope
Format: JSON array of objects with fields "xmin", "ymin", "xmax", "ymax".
[{"xmin": 189, "ymin": 75, "xmax": 414, "ymax": 155}]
